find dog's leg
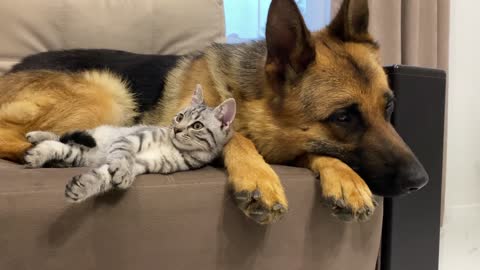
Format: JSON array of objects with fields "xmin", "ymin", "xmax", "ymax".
[
  {"xmin": 223, "ymin": 132, "xmax": 287, "ymax": 224},
  {"xmin": 306, "ymin": 155, "xmax": 377, "ymax": 222},
  {"xmin": 0, "ymin": 129, "xmax": 31, "ymax": 163}
]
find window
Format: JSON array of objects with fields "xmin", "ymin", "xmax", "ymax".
[{"xmin": 224, "ymin": 0, "xmax": 331, "ymax": 43}]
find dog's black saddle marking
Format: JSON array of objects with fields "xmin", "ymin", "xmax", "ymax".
[{"xmin": 10, "ymin": 49, "xmax": 182, "ymax": 114}]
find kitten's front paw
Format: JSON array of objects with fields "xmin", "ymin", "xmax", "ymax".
[
  {"xmin": 65, "ymin": 173, "xmax": 100, "ymax": 203},
  {"xmin": 24, "ymin": 142, "xmax": 53, "ymax": 168},
  {"xmin": 107, "ymin": 159, "xmax": 134, "ymax": 189},
  {"xmin": 26, "ymin": 131, "xmax": 59, "ymax": 145}
]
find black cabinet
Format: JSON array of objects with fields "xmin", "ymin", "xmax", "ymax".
[{"xmin": 381, "ymin": 65, "xmax": 446, "ymax": 270}]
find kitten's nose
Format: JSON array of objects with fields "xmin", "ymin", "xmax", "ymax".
[{"xmin": 174, "ymin": 127, "xmax": 182, "ymax": 134}]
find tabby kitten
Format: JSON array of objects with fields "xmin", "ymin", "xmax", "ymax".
[{"xmin": 24, "ymin": 85, "xmax": 236, "ymax": 202}]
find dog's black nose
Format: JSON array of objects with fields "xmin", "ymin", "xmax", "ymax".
[
  {"xmin": 397, "ymin": 160, "xmax": 429, "ymax": 194},
  {"xmin": 366, "ymin": 160, "xmax": 429, "ymax": 197}
]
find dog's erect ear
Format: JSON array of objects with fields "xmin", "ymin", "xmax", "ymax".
[
  {"xmin": 328, "ymin": 0, "xmax": 371, "ymax": 42},
  {"xmin": 191, "ymin": 84, "xmax": 204, "ymax": 106},
  {"xmin": 265, "ymin": 0, "xmax": 315, "ymax": 78}
]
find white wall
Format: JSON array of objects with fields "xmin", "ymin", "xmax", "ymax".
[{"xmin": 440, "ymin": 1, "xmax": 480, "ymax": 269}]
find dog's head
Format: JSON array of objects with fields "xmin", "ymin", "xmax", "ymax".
[{"xmin": 262, "ymin": 0, "xmax": 428, "ymax": 196}]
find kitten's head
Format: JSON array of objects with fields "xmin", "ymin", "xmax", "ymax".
[{"xmin": 171, "ymin": 84, "xmax": 236, "ymax": 153}]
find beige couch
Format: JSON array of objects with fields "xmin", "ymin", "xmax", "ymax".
[{"xmin": 0, "ymin": 1, "xmax": 383, "ymax": 269}]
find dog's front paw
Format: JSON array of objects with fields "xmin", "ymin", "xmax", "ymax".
[
  {"xmin": 26, "ymin": 131, "xmax": 59, "ymax": 145},
  {"xmin": 317, "ymin": 159, "xmax": 376, "ymax": 222},
  {"xmin": 230, "ymin": 164, "xmax": 288, "ymax": 225},
  {"xmin": 107, "ymin": 159, "xmax": 133, "ymax": 189}
]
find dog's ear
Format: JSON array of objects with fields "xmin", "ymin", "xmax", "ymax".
[
  {"xmin": 328, "ymin": 0, "xmax": 371, "ymax": 42},
  {"xmin": 265, "ymin": 0, "xmax": 315, "ymax": 79}
]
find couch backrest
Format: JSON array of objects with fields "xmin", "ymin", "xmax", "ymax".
[{"xmin": 0, "ymin": 0, "xmax": 226, "ymax": 74}]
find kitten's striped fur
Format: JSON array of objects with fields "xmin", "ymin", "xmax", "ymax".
[{"xmin": 24, "ymin": 85, "xmax": 236, "ymax": 202}]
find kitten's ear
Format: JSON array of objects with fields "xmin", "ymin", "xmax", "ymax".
[
  {"xmin": 214, "ymin": 98, "xmax": 236, "ymax": 128},
  {"xmin": 191, "ymin": 84, "xmax": 204, "ymax": 106}
]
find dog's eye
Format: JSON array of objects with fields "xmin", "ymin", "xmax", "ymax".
[
  {"xmin": 331, "ymin": 110, "xmax": 351, "ymax": 123},
  {"xmin": 385, "ymin": 100, "xmax": 395, "ymax": 120},
  {"xmin": 191, "ymin": 122, "xmax": 204, "ymax": 130},
  {"xmin": 176, "ymin": 114, "xmax": 184, "ymax": 122}
]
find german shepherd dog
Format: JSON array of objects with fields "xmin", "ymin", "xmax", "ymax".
[{"xmin": 0, "ymin": 0, "xmax": 428, "ymax": 224}]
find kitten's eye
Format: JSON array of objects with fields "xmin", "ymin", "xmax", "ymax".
[
  {"xmin": 176, "ymin": 114, "xmax": 184, "ymax": 122},
  {"xmin": 191, "ymin": 122, "xmax": 204, "ymax": 130}
]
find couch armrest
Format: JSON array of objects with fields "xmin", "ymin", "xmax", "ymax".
[{"xmin": 0, "ymin": 160, "xmax": 383, "ymax": 270}]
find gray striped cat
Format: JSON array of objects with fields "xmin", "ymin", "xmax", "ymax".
[{"xmin": 24, "ymin": 85, "xmax": 236, "ymax": 202}]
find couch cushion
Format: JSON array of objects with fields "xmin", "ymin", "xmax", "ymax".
[
  {"xmin": 0, "ymin": 0, "xmax": 226, "ymax": 74},
  {"xmin": 0, "ymin": 159, "xmax": 383, "ymax": 270}
]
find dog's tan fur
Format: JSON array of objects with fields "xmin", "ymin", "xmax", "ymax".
[
  {"xmin": 0, "ymin": 70, "xmax": 138, "ymax": 161},
  {"xmin": 0, "ymin": 0, "xmax": 427, "ymax": 224}
]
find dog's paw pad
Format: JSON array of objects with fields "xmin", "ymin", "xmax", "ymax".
[
  {"xmin": 324, "ymin": 195, "xmax": 377, "ymax": 222},
  {"xmin": 234, "ymin": 189, "xmax": 287, "ymax": 225},
  {"xmin": 317, "ymin": 160, "xmax": 377, "ymax": 222}
]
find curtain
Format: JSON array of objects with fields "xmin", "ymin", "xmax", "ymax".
[{"xmin": 331, "ymin": 0, "xmax": 450, "ymax": 70}]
